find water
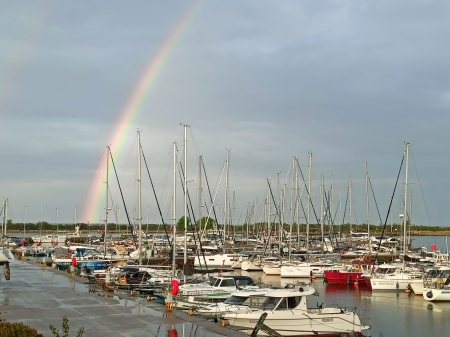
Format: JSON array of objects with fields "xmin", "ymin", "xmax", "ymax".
[
  {"xmin": 237, "ymin": 270, "xmax": 450, "ymax": 337},
  {"xmin": 411, "ymin": 236, "xmax": 449, "ymax": 252}
]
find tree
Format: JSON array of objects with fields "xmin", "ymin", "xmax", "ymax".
[
  {"xmin": 196, "ymin": 217, "xmax": 215, "ymax": 230},
  {"xmin": 177, "ymin": 216, "xmax": 191, "ymax": 231}
]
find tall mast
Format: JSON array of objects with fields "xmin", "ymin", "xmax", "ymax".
[
  {"xmin": 104, "ymin": 146, "xmax": 109, "ymax": 258},
  {"xmin": 403, "ymin": 143, "xmax": 410, "ymax": 258},
  {"xmin": 306, "ymin": 153, "xmax": 312, "ymax": 254},
  {"xmin": 321, "ymin": 174, "xmax": 324, "ymax": 251},
  {"xmin": 349, "ymin": 177, "xmax": 352, "ymax": 234},
  {"xmin": 173, "ymin": 142, "xmax": 177, "ymax": 277},
  {"xmin": 3, "ymin": 199, "xmax": 8, "ymax": 237},
  {"xmin": 289, "ymin": 157, "xmax": 295, "ymax": 262},
  {"xmin": 23, "ymin": 205, "xmax": 26, "ymax": 240},
  {"xmin": 198, "ymin": 155, "xmax": 202, "ymax": 229},
  {"xmin": 267, "ymin": 178, "xmax": 271, "ymax": 253},
  {"xmin": 137, "ymin": 131, "xmax": 142, "ymax": 265},
  {"xmin": 365, "ymin": 162, "xmax": 370, "ymax": 254},
  {"xmin": 40, "ymin": 205, "xmax": 42, "ymax": 239},
  {"xmin": 183, "ymin": 124, "xmax": 188, "ymax": 284},
  {"xmin": 56, "ymin": 206, "xmax": 59, "ymax": 244},
  {"xmin": 224, "ymin": 149, "xmax": 230, "ymax": 242}
]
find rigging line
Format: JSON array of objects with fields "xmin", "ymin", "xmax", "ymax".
[
  {"xmin": 154, "ymin": 145, "xmax": 177, "ymax": 230},
  {"xmin": 178, "ymin": 160, "xmax": 209, "ymax": 275},
  {"xmin": 367, "ymin": 176, "xmax": 383, "ymax": 226},
  {"xmin": 294, "ymin": 157, "xmax": 321, "ymax": 226},
  {"xmin": 140, "ymin": 144, "xmax": 171, "ymax": 246},
  {"xmin": 109, "ymin": 147, "xmax": 136, "ymax": 244},
  {"xmin": 375, "ymin": 153, "xmax": 405, "ymax": 262},
  {"xmin": 201, "ymin": 157, "xmax": 226, "ymax": 246},
  {"xmin": 410, "ymin": 148, "xmax": 432, "ymax": 227}
]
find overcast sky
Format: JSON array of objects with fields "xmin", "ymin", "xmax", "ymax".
[{"xmin": 1, "ymin": 0, "xmax": 449, "ymax": 229}]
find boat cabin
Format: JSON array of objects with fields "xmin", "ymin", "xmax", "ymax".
[{"xmin": 260, "ymin": 287, "xmax": 317, "ymax": 312}]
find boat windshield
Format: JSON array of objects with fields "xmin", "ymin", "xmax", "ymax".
[
  {"xmin": 261, "ymin": 297, "xmax": 281, "ymax": 310},
  {"xmin": 224, "ymin": 296, "xmax": 246, "ymax": 305},
  {"xmin": 209, "ymin": 277, "xmax": 218, "ymax": 286}
]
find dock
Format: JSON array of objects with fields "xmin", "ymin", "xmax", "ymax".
[{"xmin": 0, "ymin": 258, "xmax": 248, "ymax": 337}]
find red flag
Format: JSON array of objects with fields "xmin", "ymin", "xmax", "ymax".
[
  {"xmin": 170, "ymin": 226, "xmax": 173, "ymax": 233},
  {"xmin": 431, "ymin": 244, "xmax": 437, "ymax": 251}
]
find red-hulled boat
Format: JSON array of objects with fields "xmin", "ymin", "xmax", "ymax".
[{"xmin": 324, "ymin": 258, "xmax": 376, "ymax": 285}]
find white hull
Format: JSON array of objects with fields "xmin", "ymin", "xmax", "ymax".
[
  {"xmin": 224, "ymin": 310, "xmax": 366, "ymax": 336},
  {"xmin": 370, "ymin": 278, "xmax": 422, "ymax": 291},
  {"xmin": 262, "ymin": 265, "xmax": 281, "ymax": 275},
  {"xmin": 241, "ymin": 260, "xmax": 263, "ymax": 271},
  {"xmin": 410, "ymin": 282, "xmax": 425, "ymax": 295},
  {"xmin": 280, "ymin": 265, "xmax": 312, "ymax": 278},
  {"xmin": 194, "ymin": 254, "xmax": 243, "ymax": 268},
  {"xmin": 423, "ymin": 288, "xmax": 450, "ymax": 301}
]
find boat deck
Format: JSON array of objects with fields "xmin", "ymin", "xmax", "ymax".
[{"xmin": 0, "ymin": 258, "xmax": 248, "ymax": 337}]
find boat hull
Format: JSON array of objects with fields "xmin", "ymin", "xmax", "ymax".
[
  {"xmin": 224, "ymin": 310, "xmax": 367, "ymax": 336},
  {"xmin": 423, "ymin": 287, "xmax": 450, "ymax": 301},
  {"xmin": 324, "ymin": 270, "xmax": 363, "ymax": 284}
]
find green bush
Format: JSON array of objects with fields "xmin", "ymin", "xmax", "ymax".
[
  {"xmin": 0, "ymin": 321, "xmax": 44, "ymax": 337},
  {"xmin": 49, "ymin": 316, "xmax": 84, "ymax": 337}
]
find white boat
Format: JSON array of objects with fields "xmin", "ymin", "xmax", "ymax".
[
  {"xmin": 369, "ymin": 264, "xmax": 423, "ymax": 291},
  {"xmin": 194, "ymin": 253, "xmax": 247, "ymax": 269},
  {"xmin": 241, "ymin": 257, "xmax": 263, "ymax": 271},
  {"xmin": 280, "ymin": 261, "xmax": 337, "ymax": 278},
  {"xmin": 410, "ymin": 266, "xmax": 450, "ymax": 295},
  {"xmin": 423, "ymin": 281, "xmax": 450, "ymax": 301},
  {"xmin": 222, "ymin": 285, "xmax": 370, "ymax": 336},
  {"xmin": 170, "ymin": 275, "xmax": 258, "ymax": 309},
  {"xmin": 194, "ymin": 288, "xmax": 271, "ymax": 318}
]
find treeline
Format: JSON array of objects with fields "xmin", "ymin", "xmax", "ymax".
[{"xmin": 2, "ymin": 219, "xmax": 449, "ymax": 234}]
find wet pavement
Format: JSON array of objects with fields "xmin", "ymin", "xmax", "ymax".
[{"xmin": 0, "ymin": 258, "xmax": 247, "ymax": 337}]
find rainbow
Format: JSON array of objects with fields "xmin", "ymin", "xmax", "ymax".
[{"xmin": 82, "ymin": 0, "xmax": 204, "ymax": 223}]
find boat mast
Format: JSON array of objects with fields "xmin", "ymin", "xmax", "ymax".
[
  {"xmin": 306, "ymin": 153, "xmax": 312, "ymax": 255},
  {"xmin": 56, "ymin": 206, "xmax": 59, "ymax": 244},
  {"xmin": 2, "ymin": 199, "xmax": 7, "ymax": 238},
  {"xmin": 403, "ymin": 143, "xmax": 410, "ymax": 259},
  {"xmin": 289, "ymin": 156, "xmax": 295, "ymax": 262},
  {"xmin": 23, "ymin": 205, "xmax": 26, "ymax": 241},
  {"xmin": 198, "ymin": 155, "xmax": 202, "ymax": 232},
  {"xmin": 183, "ymin": 124, "xmax": 188, "ymax": 284},
  {"xmin": 224, "ymin": 149, "xmax": 230, "ymax": 243},
  {"xmin": 40, "ymin": 205, "xmax": 42, "ymax": 239},
  {"xmin": 104, "ymin": 146, "xmax": 109, "ymax": 258},
  {"xmin": 137, "ymin": 131, "xmax": 142, "ymax": 265},
  {"xmin": 365, "ymin": 162, "xmax": 370, "ymax": 254},
  {"xmin": 320, "ymin": 174, "xmax": 324, "ymax": 251},
  {"xmin": 348, "ymin": 177, "xmax": 352, "ymax": 234},
  {"xmin": 173, "ymin": 142, "xmax": 177, "ymax": 277}
]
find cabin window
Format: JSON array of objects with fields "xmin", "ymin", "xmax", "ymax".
[
  {"xmin": 209, "ymin": 278, "xmax": 218, "ymax": 286},
  {"xmin": 220, "ymin": 279, "xmax": 235, "ymax": 287},
  {"xmin": 287, "ymin": 296, "xmax": 301, "ymax": 309},
  {"xmin": 275, "ymin": 298, "xmax": 288, "ymax": 310},
  {"xmin": 261, "ymin": 297, "xmax": 280, "ymax": 310},
  {"xmin": 224, "ymin": 296, "xmax": 246, "ymax": 305},
  {"xmin": 236, "ymin": 279, "xmax": 252, "ymax": 287}
]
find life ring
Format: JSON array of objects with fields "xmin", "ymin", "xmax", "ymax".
[{"xmin": 170, "ymin": 279, "xmax": 179, "ymax": 295}]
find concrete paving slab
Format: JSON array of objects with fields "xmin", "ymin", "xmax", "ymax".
[{"xmin": 0, "ymin": 259, "xmax": 248, "ymax": 337}]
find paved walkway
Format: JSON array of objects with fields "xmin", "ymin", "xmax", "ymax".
[{"xmin": 0, "ymin": 258, "xmax": 247, "ymax": 337}]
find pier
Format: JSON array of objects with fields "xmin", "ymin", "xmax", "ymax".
[{"xmin": 0, "ymin": 258, "xmax": 247, "ymax": 337}]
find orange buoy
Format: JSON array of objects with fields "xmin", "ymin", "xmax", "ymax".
[
  {"xmin": 170, "ymin": 279, "xmax": 179, "ymax": 296},
  {"xmin": 354, "ymin": 281, "xmax": 359, "ymax": 285},
  {"xmin": 311, "ymin": 275, "xmax": 317, "ymax": 280},
  {"xmin": 405, "ymin": 289, "xmax": 411, "ymax": 293}
]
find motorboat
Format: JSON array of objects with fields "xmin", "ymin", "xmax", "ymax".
[
  {"xmin": 194, "ymin": 288, "xmax": 271, "ymax": 318},
  {"xmin": 222, "ymin": 285, "xmax": 370, "ymax": 336},
  {"xmin": 168, "ymin": 275, "xmax": 258, "ymax": 309}
]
